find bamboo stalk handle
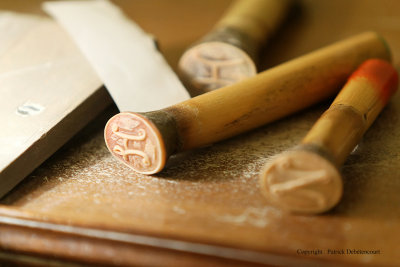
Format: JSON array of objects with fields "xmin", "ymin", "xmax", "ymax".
[
  {"xmin": 260, "ymin": 59, "xmax": 399, "ymax": 214},
  {"xmin": 216, "ymin": 0, "xmax": 291, "ymax": 43},
  {"xmin": 105, "ymin": 32, "xmax": 391, "ymax": 175},
  {"xmin": 178, "ymin": 0, "xmax": 291, "ymax": 95}
]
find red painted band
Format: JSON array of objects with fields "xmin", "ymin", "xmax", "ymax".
[{"xmin": 349, "ymin": 59, "xmax": 399, "ymax": 104}]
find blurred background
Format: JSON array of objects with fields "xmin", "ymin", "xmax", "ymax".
[{"xmin": 1, "ymin": 0, "xmax": 399, "ymax": 72}]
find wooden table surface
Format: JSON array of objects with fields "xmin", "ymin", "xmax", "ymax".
[{"xmin": 1, "ymin": 0, "xmax": 400, "ymax": 266}]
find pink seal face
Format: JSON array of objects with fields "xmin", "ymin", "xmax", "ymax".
[
  {"xmin": 104, "ymin": 112, "xmax": 166, "ymax": 174},
  {"xmin": 260, "ymin": 150, "xmax": 343, "ymax": 214},
  {"xmin": 179, "ymin": 42, "xmax": 256, "ymax": 93}
]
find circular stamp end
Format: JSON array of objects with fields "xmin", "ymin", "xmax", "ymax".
[
  {"xmin": 104, "ymin": 112, "xmax": 167, "ymax": 174},
  {"xmin": 178, "ymin": 41, "xmax": 256, "ymax": 93},
  {"xmin": 260, "ymin": 150, "xmax": 343, "ymax": 214}
]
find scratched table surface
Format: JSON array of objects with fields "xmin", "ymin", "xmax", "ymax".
[{"xmin": 1, "ymin": 0, "xmax": 400, "ymax": 266}]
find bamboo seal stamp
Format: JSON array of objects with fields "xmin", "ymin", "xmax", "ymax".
[
  {"xmin": 179, "ymin": 0, "xmax": 290, "ymax": 94},
  {"xmin": 105, "ymin": 32, "xmax": 392, "ymax": 175},
  {"xmin": 179, "ymin": 42, "xmax": 256, "ymax": 92},
  {"xmin": 104, "ymin": 112, "xmax": 168, "ymax": 174},
  {"xmin": 261, "ymin": 149, "xmax": 342, "ymax": 214},
  {"xmin": 260, "ymin": 59, "xmax": 399, "ymax": 214}
]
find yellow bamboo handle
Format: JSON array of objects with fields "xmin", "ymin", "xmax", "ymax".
[
  {"xmin": 216, "ymin": 0, "xmax": 291, "ymax": 43},
  {"xmin": 260, "ymin": 59, "xmax": 399, "ymax": 214},
  {"xmin": 174, "ymin": 32, "xmax": 389, "ymax": 149},
  {"xmin": 105, "ymin": 32, "xmax": 391, "ymax": 175},
  {"xmin": 178, "ymin": 0, "xmax": 291, "ymax": 95}
]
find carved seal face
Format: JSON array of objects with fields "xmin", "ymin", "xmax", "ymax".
[
  {"xmin": 104, "ymin": 112, "xmax": 166, "ymax": 174},
  {"xmin": 178, "ymin": 42, "xmax": 256, "ymax": 94},
  {"xmin": 260, "ymin": 150, "xmax": 343, "ymax": 214}
]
